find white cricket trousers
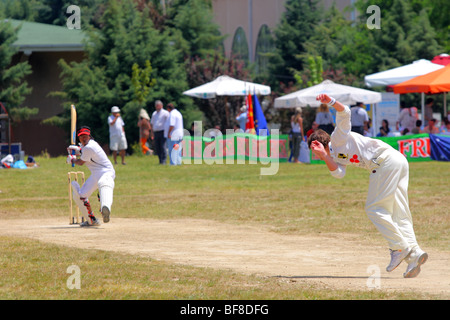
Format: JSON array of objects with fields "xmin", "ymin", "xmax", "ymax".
[
  {"xmin": 365, "ymin": 148, "xmax": 418, "ymax": 251},
  {"xmin": 71, "ymin": 172, "xmax": 115, "ymax": 215}
]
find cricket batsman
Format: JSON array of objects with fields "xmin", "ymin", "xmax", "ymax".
[
  {"xmin": 67, "ymin": 126, "xmax": 115, "ymax": 227},
  {"xmin": 307, "ymin": 94, "xmax": 427, "ymax": 278}
]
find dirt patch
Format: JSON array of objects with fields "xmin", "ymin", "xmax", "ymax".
[{"xmin": 0, "ymin": 217, "xmax": 448, "ymax": 297}]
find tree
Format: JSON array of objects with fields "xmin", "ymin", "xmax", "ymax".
[
  {"xmin": 169, "ymin": 0, "xmax": 224, "ymax": 60},
  {"xmin": 54, "ymin": 0, "xmax": 190, "ymax": 147},
  {"xmin": 0, "ymin": 20, "xmax": 34, "ymax": 120},
  {"xmin": 268, "ymin": 0, "xmax": 322, "ymax": 87},
  {"xmin": 354, "ymin": 0, "xmax": 441, "ymax": 70},
  {"xmin": 131, "ymin": 60, "xmax": 156, "ymax": 107}
]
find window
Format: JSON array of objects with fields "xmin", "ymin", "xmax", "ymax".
[
  {"xmin": 231, "ymin": 27, "xmax": 249, "ymax": 65},
  {"xmin": 254, "ymin": 25, "xmax": 274, "ymax": 75}
]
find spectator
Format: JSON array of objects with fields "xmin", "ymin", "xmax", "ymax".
[
  {"xmin": 306, "ymin": 121, "xmax": 319, "ymax": 139},
  {"xmin": 236, "ymin": 105, "xmax": 247, "ymax": 131},
  {"xmin": 411, "ymin": 120, "xmax": 423, "ymax": 134},
  {"xmin": 151, "ymin": 100, "xmax": 170, "ymax": 165},
  {"xmin": 108, "ymin": 106, "xmax": 127, "ymax": 165},
  {"xmin": 424, "ymin": 98, "xmax": 434, "ymax": 126},
  {"xmin": 290, "ymin": 107, "xmax": 305, "ymax": 164},
  {"xmin": 315, "ymin": 104, "xmax": 334, "ymax": 135},
  {"xmin": 350, "ymin": 102, "xmax": 369, "ymax": 135},
  {"xmin": 137, "ymin": 108, "xmax": 152, "ymax": 155},
  {"xmin": 377, "ymin": 119, "xmax": 390, "ymax": 137},
  {"xmin": 167, "ymin": 103, "xmax": 184, "ymax": 166},
  {"xmin": 402, "ymin": 128, "xmax": 411, "ymax": 135},
  {"xmin": 397, "ymin": 104, "xmax": 417, "ymax": 133},
  {"xmin": 364, "ymin": 118, "xmax": 374, "ymax": 137},
  {"xmin": 440, "ymin": 119, "xmax": 450, "ymax": 134},
  {"xmin": 423, "ymin": 118, "xmax": 439, "ymax": 134}
]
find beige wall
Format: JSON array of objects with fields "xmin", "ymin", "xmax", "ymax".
[
  {"xmin": 212, "ymin": 0, "xmax": 354, "ymax": 62},
  {"xmin": 212, "ymin": 0, "xmax": 285, "ymax": 61}
]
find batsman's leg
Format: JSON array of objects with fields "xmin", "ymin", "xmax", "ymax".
[
  {"xmin": 98, "ymin": 174, "xmax": 114, "ymax": 223},
  {"xmin": 71, "ymin": 180, "xmax": 100, "ymax": 226}
]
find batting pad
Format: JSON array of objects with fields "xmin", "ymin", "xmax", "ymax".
[
  {"xmin": 98, "ymin": 175, "xmax": 114, "ymax": 212},
  {"xmin": 71, "ymin": 181, "xmax": 91, "ymax": 223}
]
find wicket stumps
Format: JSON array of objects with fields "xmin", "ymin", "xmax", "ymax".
[{"xmin": 68, "ymin": 171, "xmax": 85, "ymax": 224}]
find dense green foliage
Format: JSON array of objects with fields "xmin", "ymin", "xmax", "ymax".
[{"xmin": 0, "ymin": 19, "xmax": 34, "ymax": 120}]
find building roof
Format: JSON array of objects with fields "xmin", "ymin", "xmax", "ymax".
[{"xmin": 6, "ymin": 19, "xmax": 86, "ymax": 53}]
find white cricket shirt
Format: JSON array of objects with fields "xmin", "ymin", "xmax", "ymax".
[
  {"xmin": 80, "ymin": 139, "xmax": 115, "ymax": 177},
  {"xmin": 329, "ymin": 105, "xmax": 391, "ymax": 176}
]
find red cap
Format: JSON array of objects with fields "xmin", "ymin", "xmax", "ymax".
[{"xmin": 77, "ymin": 127, "xmax": 91, "ymax": 136}]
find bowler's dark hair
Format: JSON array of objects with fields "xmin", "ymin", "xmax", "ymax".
[{"xmin": 307, "ymin": 129, "xmax": 330, "ymax": 149}]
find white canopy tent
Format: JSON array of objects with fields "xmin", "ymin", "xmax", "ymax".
[
  {"xmin": 183, "ymin": 75, "xmax": 271, "ymax": 99},
  {"xmin": 364, "ymin": 59, "xmax": 444, "ymax": 88},
  {"xmin": 274, "ymin": 80, "xmax": 382, "ymax": 108}
]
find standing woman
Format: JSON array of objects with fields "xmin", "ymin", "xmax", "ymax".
[
  {"xmin": 137, "ymin": 108, "xmax": 152, "ymax": 155},
  {"xmin": 290, "ymin": 107, "xmax": 305, "ymax": 163},
  {"xmin": 315, "ymin": 103, "xmax": 335, "ymax": 135}
]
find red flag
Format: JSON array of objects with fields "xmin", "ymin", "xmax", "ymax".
[{"xmin": 245, "ymin": 94, "xmax": 255, "ymax": 134}]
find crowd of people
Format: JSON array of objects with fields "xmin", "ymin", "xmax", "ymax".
[{"xmin": 108, "ymin": 101, "xmax": 184, "ymax": 166}]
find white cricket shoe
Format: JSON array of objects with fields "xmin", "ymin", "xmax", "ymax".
[
  {"xmin": 386, "ymin": 248, "xmax": 411, "ymax": 272},
  {"xmin": 101, "ymin": 206, "xmax": 110, "ymax": 223},
  {"xmin": 403, "ymin": 249, "xmax": 428, "ymax": 278}
]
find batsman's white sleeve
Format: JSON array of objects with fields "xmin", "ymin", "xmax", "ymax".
[{"xmin": 329, "ymin": 164, "xmax": 346, "ymax": 179}]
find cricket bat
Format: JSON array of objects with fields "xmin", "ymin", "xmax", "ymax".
[{"xmin": 70, "ymin": 104, "xmax": 76, "ymax": 167}]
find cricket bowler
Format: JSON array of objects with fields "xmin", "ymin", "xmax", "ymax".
[
  {"xmin": 308, "ymin": 94, "xmax": 427, "ymax": 278},
  {"xmin": 67, "ymin": 126, "xmax": 115, "ymax": 227}
]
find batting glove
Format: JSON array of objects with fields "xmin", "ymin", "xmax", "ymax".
[
  {"xmin": 66, "ymin": 154, "xmax": 77, "ymax": 164},
  {"xmin": 67, "ymin": 145, "xmax": 81, "ymax": 155}
]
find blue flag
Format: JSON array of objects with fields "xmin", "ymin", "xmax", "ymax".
[
  {"xmin": 429, "ymin": 134, "xmax": 450, "ymax": 161},
  {"xmin": 252, "ymin": 94, "xmax": 268, "ymax": 135}
]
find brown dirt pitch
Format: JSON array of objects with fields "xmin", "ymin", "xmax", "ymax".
[{"xmin": 0, "ymin": 217, "xmax": 448, "ymax": 298}]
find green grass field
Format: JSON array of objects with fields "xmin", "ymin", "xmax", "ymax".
[{"xmin": 0, "ymin": 155, "xmax": 448, "ymax": 300}]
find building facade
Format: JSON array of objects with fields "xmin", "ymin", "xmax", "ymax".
[
  {"xmin": 7, "ymin": 20, "xmax": 85, "ymax": 157},
  {"xmin": 211, "ymin": 0, "xmax": 355, "ymax": 66}
]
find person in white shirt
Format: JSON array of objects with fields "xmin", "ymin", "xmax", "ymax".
[
  {"xmin": 350, "ymin": 102, "xmax": 369, "ymax": 135},
  {"xmin": 67, "ymin": 126, "xmax": 115, "ymax": 227},
  {"xmin": 151, "ymin": 100, "xmax": 170, "ymax": 164},
  {"xmin": 108, "ymin": 106, "xmax": 127, "ymax": 165},
  {"xmin": 166, "ymin": 103, "xmax": 184, "ymax": 166},
  {"xmin": 307, "ymin": 93, "xmax": 427, "ymax": 279},
  {"xmin": 397, "ymin": 105, "xmax": 418, "ymax": 134}
]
